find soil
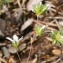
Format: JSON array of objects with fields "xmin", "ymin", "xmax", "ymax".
[{"xmin": 0, "ymin": 0, "xmax": 63, "ymax": 63}]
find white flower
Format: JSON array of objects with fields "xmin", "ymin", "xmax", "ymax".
[
  {"xmin": 6, "ymin": 34, "xmax": 23, "ymax": 43},
  {"xmin": 6, "ymin": 35, "xmax": 23, "ymax": 49},
  {"xmin": 41, "ymin": 25, "xmax": 46, "ymax": 30}
]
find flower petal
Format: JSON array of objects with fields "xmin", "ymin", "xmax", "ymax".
[
  {"xmin": 13, "ymin": 35, "xmax": 19, "ymax": 42},
  {"xmin": 18, "ymin": 36, "xmax": 23, "ymax": 42},
  {"xmin": 61, "ymin": 36, "xmax": 63, "ymax": 39},
  {"xmin": 41, "ymin": 25, "xmax": 45, "ymax": 30},
  {"xmin": 6, "ymin": 37, "xmax": 13, "ymax": 42}
]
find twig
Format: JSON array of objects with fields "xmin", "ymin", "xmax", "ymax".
[
  {"xmin": 27, "ymin": 44, "xmax": 33, "ymax": 62},
  {"xmin": 50, "ymin": 8, "xmax": 63, "ymax": 15},
  {"xmin": 54, "ymin": 19, "xmax": 60, "ymax": 30},
  {"xmin": 41, "ymin": 56, "xmax": 58, "ymax": 63},
  {"xmin": 51, "ymin": 57, "xmax": 61, "ymax": 63},
  {"xmin": 46, "ymin": 37, "xmax": 52, "ymax": 42},
  {"xmin": 51, "ymin": 54, "xmax": 63, "ymax": 63},
  {"xmin": 0, "ymin": 43, "xmax": 6, "ymax": 46},
  {"xmin": 40, "ymin": 22, "xmax": 57, "ymax": 27},
  {"xmin": 16, "ymin": 52, "xmax": 21, "ymax": 63},
  {"xmin": 48, "ymin": 17, "xmax": 63, "ymax": 19},
  {"xmin": 53, "ymin": 5, "xmax": 63, "ymax": 16},
  {"xmin": 33, "ymin": 20, "xmax": 57, "ymax": 31},
  {"xmin": 17, "ymin": 0, "xmax": 21, "ymax": 8}
]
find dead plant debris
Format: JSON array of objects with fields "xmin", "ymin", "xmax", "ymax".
[{"xmin": 0, "ymin": 0, "xmax": 63, "ymax": 63}]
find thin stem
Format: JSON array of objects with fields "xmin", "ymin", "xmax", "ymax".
[
  {"xmin": 17, "ymin": 52, "xmax": 21, "ymax": 63},
  {"xmin": 17, "ymin": 0, "xmax": 21, "ymax": 8},
  {"xmin": 27, "ymin": 44, "xmax": 33, "ymax": 62},
  {"xmin": 37, "ymin": 16, "xmax": 39, "ymax": 21}
]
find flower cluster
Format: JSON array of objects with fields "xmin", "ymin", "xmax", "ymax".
[
  {"xmin": 33, "ymin": 2, "xmax": 48, "ymax": 16},
  {"xmin": 6, "ymin": 35, "xmax": 23, "ymax": 49},
  {"xmin": 36, "ymin": 25, "xmax": 45, "ymax": 36},
  {"xmin": 51, "ymin": 31, "xmax": 63, "ymax": 46}
]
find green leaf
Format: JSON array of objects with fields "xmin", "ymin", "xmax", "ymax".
[
  {"xmin": 4, "ymin": 0, "xmax": 12, "ymax": 3},
  {"xmin": 51, "ymin": 30, "xmax": 63, "ymax": 46},
  {"xmin": 0, "ymin": 0, "xmax": 12, "ymax": 7},
  {"xmin": 12, "ymin": 42, "xmax": 19, "ymax": 49},
  {"xmin": 0, "ymin": 1, "xmax": 4, "ymax": 7},
  {"xmin": 33, "ymin": 3, "xmax": 48, "ymax": 16},
  {"xmin": 36, "ymin": 25, "xmax": 45, "ymax": 36}
]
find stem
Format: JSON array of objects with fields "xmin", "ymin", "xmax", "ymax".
[
  {"xmin": 37, "ymin": 16, "xmax": 39, "ymax": 21},
  {"xmin": 17, "ymin": 52, "xmax": 21, "ymax": 63},
  {"xmin": 17, "ymin": 0, "xmax": 21, "ymax": 8},
  {"xmin": 27, "ymin": 44, "xmax": 33, "ymax": 62}
]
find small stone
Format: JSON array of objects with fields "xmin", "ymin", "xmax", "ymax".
[
  {"xmin": 2, "ymin": 47, "xmax": 10, "ymax": 58},
  {"xmin": 52, "ymin": 49, "xmax": 61, "ymax": 56},
  {"xmin": 8, "ymin": 47, "xmax": 17, "ymax": 54}
]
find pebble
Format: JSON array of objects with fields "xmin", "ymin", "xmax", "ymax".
[
  {"xmin": 2, "ymin": 47, "xmax": 10, "ymax": 58},
  {"xmin": 52, "ymin": 49, "xmax": 61, "ymax": 56},
  {"xmin": 8, "ymin": 47, "xmax": 17, "ymax": 54}
]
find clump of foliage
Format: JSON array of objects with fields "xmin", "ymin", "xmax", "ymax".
[
  {"xmin": 33, "ymin": 2, "xmax": 48, "ymax": 17},
  {"xmin": 0, "ymin": 0, "xmax": 12, "ymax": 7},
  {"xmin": 36, "ymin": 25, "xmax": 45, "ymax": 36},
  {"xmin": 32, "ymin": 2, "xmax": 47, "ymax": 36},
  {"xmin": 6, "ymin": 34, "xmax": 23, "ymax": 62},
  {"xmin": 51, "ymin": 30, "xmax": 63, "ymax": 46}
]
